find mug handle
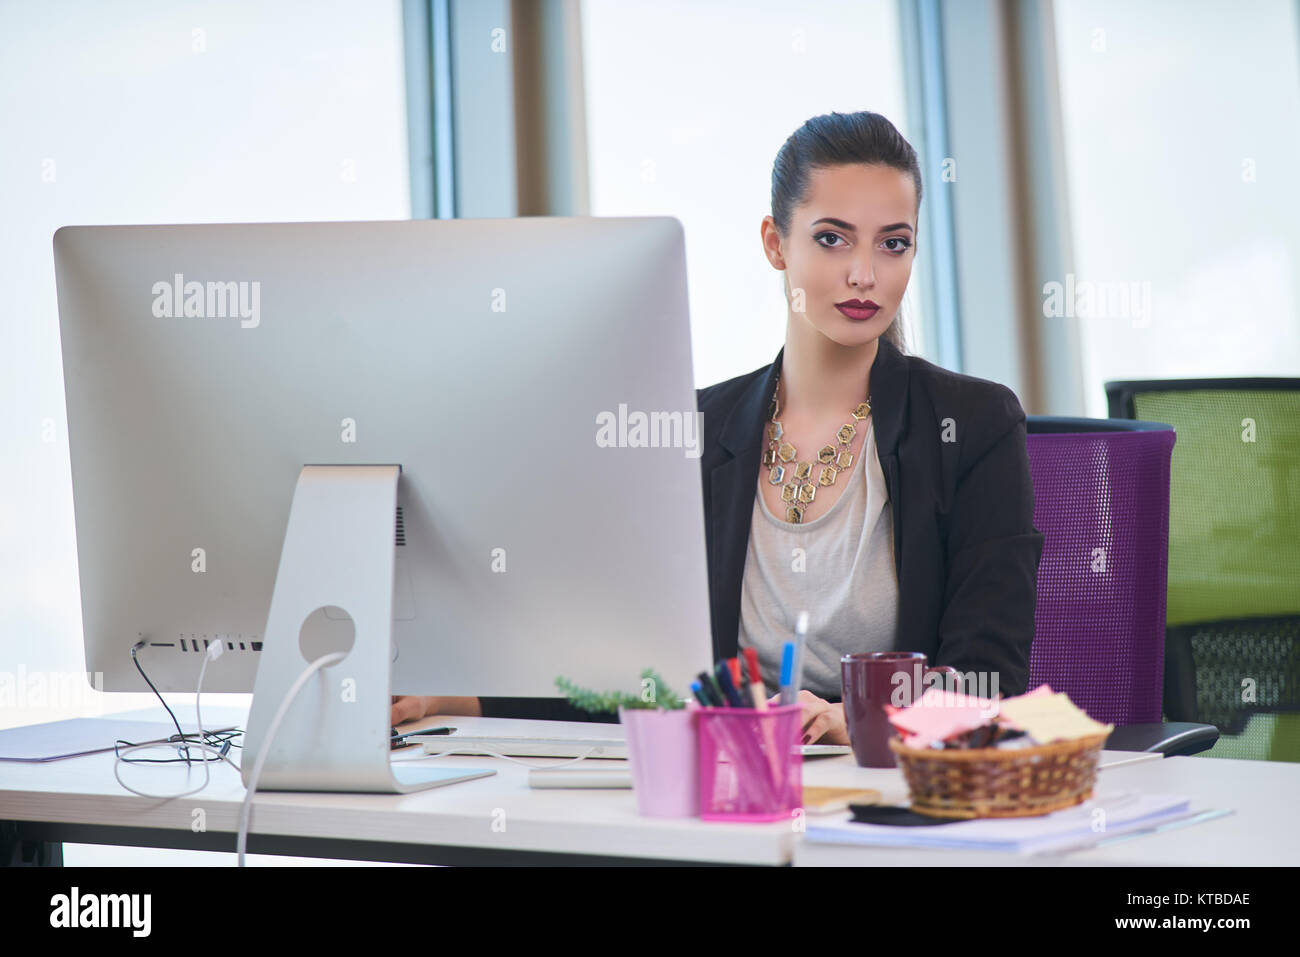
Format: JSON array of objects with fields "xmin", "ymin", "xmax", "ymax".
[{"xmin": 924, "ymin": 665, "xmax": 962, "ymax": 693}]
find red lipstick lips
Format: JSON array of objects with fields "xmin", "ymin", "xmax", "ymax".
[{"xmin": 835, "ymin": 299, "xmax": 880, "ymax": 321}]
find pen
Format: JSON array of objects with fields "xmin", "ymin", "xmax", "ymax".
[
  {"xmin": 790, "ymin": 610, "xmax": 809, "ymax": 703},
  {"xmin": 742, "ymin": 647, "xmax": 767, "ymax": 710},
  {"xmin": 791, "ymin": 610, "xmax": 809, "ymax": 691},
  {"xmin": 690, "ymin": 680, "xmax": 715, "ymax": 708},
  {"xmin": 727, "ymin": 657, "xmax": 744, "ymax": 692},
  {"xmin": 390, "ymin": 725, "xmax": 456, "ymax": 748},
  {"xmin": 715, "ymin": 660, "xmax": 748, "ymax": 708},
  {"xmin": 710, "ymin": 666, "xmax": 777, "ymax": 807},
  {"xmin": 743, "ymin": 646, "xmax": 777, "ymax": 786},
  {"xmin": 779, "ymin": 641, "xmax": 796, "ymax": 706},
  {"xmin": 697, "ymin": 670, "xmax": 724, "ymax": 706},
  {"xmin": 1094, "ymin": 808, "xmax": 1235, "ymax": 848},
  {"xmin": 1037, "ymin": 808, "xmax": 1234, "ymax": 856}
]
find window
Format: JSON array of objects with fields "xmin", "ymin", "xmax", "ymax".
[
  {"xmin": 580, "ymin": 0, "xmax": 921, "ymax": 387},
  {"xmin": 0, "ymin": 0, "xmax": 410, "ymax": 723},
  {"xmin": 1053, "ymin": 0, "xmax": 1300, "ymax": 416}
]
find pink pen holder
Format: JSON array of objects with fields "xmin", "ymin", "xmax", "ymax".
[{"xmin": 696, "ymin": 704, "xmax": 802, "ymax": 822}]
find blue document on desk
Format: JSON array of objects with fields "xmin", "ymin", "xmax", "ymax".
[{"xmin": 805, "ymin": 792, "xmax": 1196, "ymax": 854}]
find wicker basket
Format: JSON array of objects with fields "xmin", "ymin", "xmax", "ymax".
[{"xmin": 887, "ymin": 731, "xmax": 1110, "ymax": 819}]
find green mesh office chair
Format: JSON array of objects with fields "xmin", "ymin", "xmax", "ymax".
[{"xmin": 1106, "ymin": 379, "xmax": 1300, "ymax": 761}]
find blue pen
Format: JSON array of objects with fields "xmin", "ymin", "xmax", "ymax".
[
  {"xmin": 690, "ymin": 680, "xmax": 715, "ymax": 708},
  {"xmin": 790, "ymin": 611, "xmax": 809, "ymax": 703},
  {"xmin": 779, "ymin": 641, "xmax": 796, "ymax": 706}
]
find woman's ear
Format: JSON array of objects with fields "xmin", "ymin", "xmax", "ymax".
[{"xmin": 760, "ymin": 215, "xmax": 787, "ymax": 270}]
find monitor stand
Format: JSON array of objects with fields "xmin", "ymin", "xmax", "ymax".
[{"xmin": 242, "ymin": 464, "xmax": 494, "ymax": 794}]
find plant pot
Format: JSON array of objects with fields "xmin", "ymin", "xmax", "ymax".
[{"xmin": 619, "ymin": 705, "xmax": 698, "ymax": 817}]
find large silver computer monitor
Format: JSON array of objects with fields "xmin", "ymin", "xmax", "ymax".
[{"xmin": 53, "ymin": 217, "xmax": 711, "ymax": 792}]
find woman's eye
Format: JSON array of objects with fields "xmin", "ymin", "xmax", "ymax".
[
  {"xmin": 883, "ymin": 237, "xmax": 912, "ymax": 253},
  {"xmin": 815, "ymin": 232, "xmax": 846, "ymax": 249}
]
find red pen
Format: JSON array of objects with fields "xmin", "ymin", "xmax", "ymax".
[{"xmin": 727, "ymin": 657, "xmax": 744, "ymax": 692}]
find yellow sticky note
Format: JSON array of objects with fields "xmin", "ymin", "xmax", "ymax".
[{"xmin": 998, "ymin": 691, "xmax": 1112, "ymax": 743}]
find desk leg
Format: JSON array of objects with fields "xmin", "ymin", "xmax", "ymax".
[{"xmin": 1, "ymin": 822, "xmax": 63, "ymax": 866}]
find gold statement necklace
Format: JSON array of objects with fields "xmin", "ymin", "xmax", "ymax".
[{"xmin": 763, "ymin": 377, "xmax": 871, "ymax": 524}]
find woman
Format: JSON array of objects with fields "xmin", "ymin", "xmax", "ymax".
[{"xmin": 393, "ymin": 111, "xmax": 1043, "ymax": 743}]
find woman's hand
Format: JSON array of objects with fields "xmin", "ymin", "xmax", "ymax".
[
  {"xmin": 769, "ymin": 689, "xmax": 850, "ymax": 745},
  {"xmin": 389, "ymin": 695, "xmax": 482, "ymax": 726},
  {"xmin": 390, "ymin": 695, "xmax": 438, "ymax": 727}
]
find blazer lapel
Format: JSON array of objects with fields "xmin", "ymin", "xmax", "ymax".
[
  {"xmin": 708, "ymin": 347, "xmax": 784, "ymax": 660},
  {"xmin": 869, "ymin": 337, "xmax": 909, "ymax": 574}
]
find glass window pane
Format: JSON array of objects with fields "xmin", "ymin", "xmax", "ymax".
[
  {"xmin": 0, "ymin": 0, "xmax": 410, "ymax": 717},
  {"xmin": 580, "ymin": 0, "xmax": 920, "ymax": 387},
  {"xmin": 1053, "ymin": 0, "xmax": 1300, "ymax": 415}
]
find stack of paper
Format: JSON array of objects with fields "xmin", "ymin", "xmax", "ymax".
[{"xmin": 804, "ymin": 792, "xmax": 1192, "ymax": 854}]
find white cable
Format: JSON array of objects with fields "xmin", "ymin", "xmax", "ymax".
[
  {"xmin": 112, "ymin": 740, "xmax": 238, "ymax": 798},
  {"xmin": 113, "ymin": 641, "xmax": 235, "ymax": 798},
  {"xmin": 237, "ymin": 651, "xmax": 347, "ymax": 867}
]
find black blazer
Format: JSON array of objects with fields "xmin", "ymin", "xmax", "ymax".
[{"xmin": 481, "ymin": 336, "xmax": 1043, "ymax": 721}]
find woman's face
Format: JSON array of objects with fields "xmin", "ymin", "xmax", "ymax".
[{"xmin": 763, "ymin": 163, "xmax": 917, "ymax": 348}]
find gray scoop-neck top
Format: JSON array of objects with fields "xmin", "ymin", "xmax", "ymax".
[{"xmin": 737, "ymin": 417, "xmax": 900, "ymax": 699}]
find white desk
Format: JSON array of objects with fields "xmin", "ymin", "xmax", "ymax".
[
  {"xmin": 795, "ymin": 754, "xmax": 1300, "ymax": 866},
  {"xmin": 2, "ymin": 708, "xmax": 1286, "ymax": 867},
  {"xmin": 1, "ymin": 709, "xmax": 789, "ymax": 865}
]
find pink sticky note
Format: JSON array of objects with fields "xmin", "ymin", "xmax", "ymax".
[{"xmin": 886, "ymin": 686, "xmax": 999, "ymax": 741}]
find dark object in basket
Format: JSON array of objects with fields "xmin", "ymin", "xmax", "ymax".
[
  {"xmin": 849, "ymin": 803, "xmax": 967, "ymax": 826},
  {"xmin": 939, "ymin": 723, "xmax": 1028, "ymax": 749}
]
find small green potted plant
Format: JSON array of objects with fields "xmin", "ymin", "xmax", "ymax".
[{"xmin": 555, "ymin": 668, "xmax": 698, "ymax": 817}]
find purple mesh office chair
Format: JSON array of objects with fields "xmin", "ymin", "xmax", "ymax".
[{"xmin": 1026, "ymin": 417, "xmax": 1218, "ymax": 756}]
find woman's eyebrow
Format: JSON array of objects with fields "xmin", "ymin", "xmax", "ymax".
[{"xmin": 810, "ymin": 217, "xmax": 914, "ymax": 234}]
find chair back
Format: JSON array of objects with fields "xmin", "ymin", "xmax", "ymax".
[
  {"xmin": 1024, "ymin": 416, "xmax": 1176, "ymax": 725},
  {"xmin": 1105, "ymin": 380, "xmax": 1300, "ymax": 758}
]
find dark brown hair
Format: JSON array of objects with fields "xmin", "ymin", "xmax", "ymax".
[{"xmin": 770, "ymin": 111, "xmax": 922, "ymax": 353}]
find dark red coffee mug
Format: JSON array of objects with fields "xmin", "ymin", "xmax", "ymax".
[{"xmin": 841, "ymin": 652, "xmax": 961, "ymax": 768}]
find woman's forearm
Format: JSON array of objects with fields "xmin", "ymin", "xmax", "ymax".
[{"xmin": 429, "ymin": 696, "xmax": 482, "ymax": 718}]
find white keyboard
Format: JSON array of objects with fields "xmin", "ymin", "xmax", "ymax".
[
  {"xmin": 413, "ymin": 733, "xmax": 852, "ymax": 760},
  {"xmin": 414, "ymin": 734, "xmax": 628, "ymax": 759}
]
